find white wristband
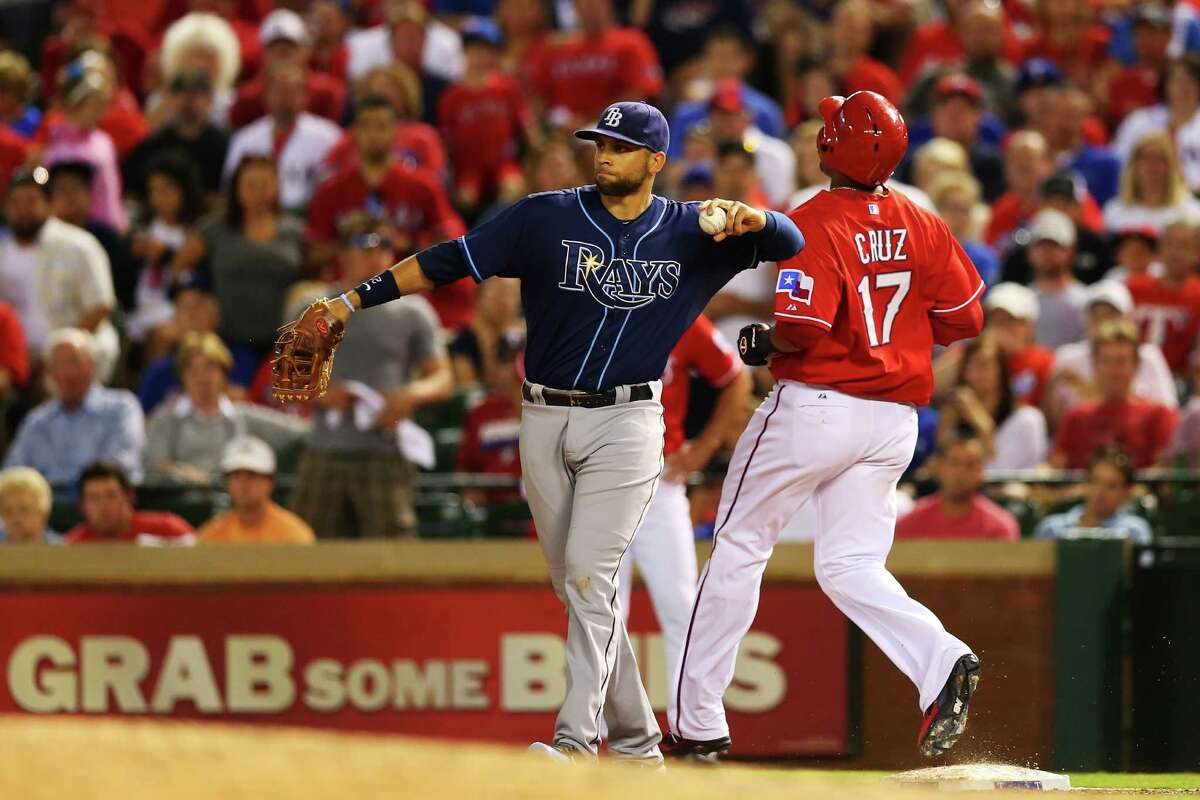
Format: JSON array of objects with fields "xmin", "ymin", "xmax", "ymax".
[{"xmin": 337, "ymin": 293, "xmax": 356, "ymax": 314}]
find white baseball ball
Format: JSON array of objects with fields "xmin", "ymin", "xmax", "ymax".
[{"xmin": 699, "ymin": 205, "xmax": 727, "ymax": 236}]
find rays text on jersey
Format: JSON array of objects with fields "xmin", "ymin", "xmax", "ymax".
[{"xmin": 558, "ymin": 240, "xmax": 681, "ymax": 310}]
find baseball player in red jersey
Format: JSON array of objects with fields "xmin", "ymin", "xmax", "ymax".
[
  {"xmin": 616, "ymin": 315, "xmax": 750, "ymax": 697},
  {"xmin": 667, "ymin": 92, "xmax": 986, "ymax": 761}
]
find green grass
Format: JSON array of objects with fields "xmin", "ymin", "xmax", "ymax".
[{"xmin": 1072, "ymin": 772, "xmax": 1200, "ymax": 790}]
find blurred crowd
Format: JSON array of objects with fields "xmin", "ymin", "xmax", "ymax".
[{"xmin": 0, "ymin": 0, "xmax": 1199, "ymax": 545}]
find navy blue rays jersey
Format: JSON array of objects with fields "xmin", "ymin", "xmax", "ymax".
[{"xmin": 417, "ymin": 186, "xmax": 804, "ymax": 390}]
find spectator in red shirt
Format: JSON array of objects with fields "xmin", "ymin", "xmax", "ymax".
[
  {"xmin": 1050, "ymin": 320, "xmax": 1178, "ymax": 469},
  {"xmin": 497, "ymin": 0, "xmax": 552, "ymax": 83},
  {"xmin": 324, "ymin": 63, "xmax": 448, "ymax": 180},
  {"xmin": 229, "ymin": 9, "xmax": 347, "ymax": 129},
  {"xmin": 0, "ymin": 123, "xmax": 27, "ymax": 209},
  {"xmin": 1022, "ymin": 0, "xmax": 1112, "ymax": 88},
  {"xmin": 438, "ymin": 18, "xmax": 538, "ymax": 216},
  {"xmin": 901, "ymin": 2, "xmax": 1020, "ymax": 125},
  {"xmin": 64, "ymin": 461, "xmax": 195, "ymax": 544},
  {"xmin": 1102, "ymin": 4, "xmax": 1172, "ymax": 127},
  {"xmin": 39, "ymin": 0, "xmax": 149, "ymax": 102},
  {"xmin": 898, "ymin": 0, "xmax": 1024, "ymax": 85},
  {"xmin": 940, "ymin": 281, "xmax": 1056, "ymax": 407},
  {"xmin": 987, "ymin": 131, "xmax": 1053, "ymax": 250},
  {"xmin": 830, "ymin": 0, "xmax": 902, "ymax": 103},
  {"xmin": 1128, "ymin": 216, "xmax": 1200, "ymax": 375},
  {"xmin": 456, "ymin": 335, "xmax": 525, "ymax": 505},
  {"xmin": 894, "ymin": 432, "xmax": 1020, "ymax": 541},
  {"xmin": 308, "ymin": 0, "xmax": 350, "ymax": 83},
  {"xmin": 0, "ymin": 300, "xmax": 28, "ymax": 448},
  {"xmin": 1106, "ymin": 228, "xmax": 1161, "ymax": 283},
  {"xmin": 0, "ymin": 298, "xmax": 27, "ymax": 388},
  {"xmin": 528, "ymin": 0, "xmax": 663, "ymax": 126},
  {"xmin": 306, "ymin": 95, "xmax": 463, "ymax": 279}
]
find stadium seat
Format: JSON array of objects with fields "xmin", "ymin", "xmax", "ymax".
[
  {"xmin": 473, "ymin": 499, "xmax": 533, "ymax": 538},
  {"xmin": 415, "ymin": 491, "xmax": 472, "ymax": 538}
]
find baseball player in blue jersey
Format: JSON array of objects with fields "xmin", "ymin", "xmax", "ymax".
[{"xmin": 286, "ymin": 101, "xmax": 803, "ymax": 765}]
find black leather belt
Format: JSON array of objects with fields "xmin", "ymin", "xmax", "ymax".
[{"xmin": 522, "ymin": 382, "xmax": 653, "ymax": 408}]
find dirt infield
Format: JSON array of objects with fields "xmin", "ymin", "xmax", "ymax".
[{"xmin": 0, "ymin": 716, "xmax": 1193, "ymax": 799}]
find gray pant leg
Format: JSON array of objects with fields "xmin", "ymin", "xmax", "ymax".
[
  {"xmin": 520, "ymin": 404, "xmax": 573, "ymax": 606},
  {"xmin": 557, "ymin": 400, "xmax": 664, "ymax": 758}
]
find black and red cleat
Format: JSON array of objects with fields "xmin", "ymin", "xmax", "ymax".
[
  {"xmin": 662, "ymin": 732, "xmax": 731, "ymax": 764},
  {"xmin": 917, "ymin": 654, "xmax": 981, "ymax": 757}
]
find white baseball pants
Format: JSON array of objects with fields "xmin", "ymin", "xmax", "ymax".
[
  {"xmin": 616, "ymin": 477, "xmax": 698, "ymax": 697},
  {"xmin": 671, "ymin": 380, "xmax": 973, "ymax": 741},
  {"xmin": 520, "ymin": 381, "xmax": 665, "ymax": 759}
]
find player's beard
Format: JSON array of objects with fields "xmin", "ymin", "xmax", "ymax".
[{"xmin": 595, "ymin": 166, "xmax": 649, "ymax": 197}]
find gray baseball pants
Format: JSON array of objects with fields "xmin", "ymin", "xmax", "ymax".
[{"xmin": 519, "ymin": 380, "xmax": 665, "ymax": 760}]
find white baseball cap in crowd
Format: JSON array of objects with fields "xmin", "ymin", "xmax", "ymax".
[
  {"xmin": 1028, "ymin": 208, "xmax": 1076, "ymax": 248},
  {"xmin": 260, "ymin": 9, "xmax": 308, "ymax": 46},
  {"xmin": 983, "ymin": 282, "xmax": 1039, "ymax": 322},
  {"xmin": 220, "ymin": 436, "xmax": 276, "ymax": 476},
  {"xmin": 1084, "ymin": 279, "xmax": 1133, "ymax": 316}
]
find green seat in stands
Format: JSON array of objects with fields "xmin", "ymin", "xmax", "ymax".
[
  {"xmin": 415, "ymin": 491, "xmax": 472, "ymax": 538},
  {"xmin": 475, "ymin": 499, "xmax": 533, "ymax": 538},
  {"xmin": 413, "ymin": 391, "xmax": 474, "ymax": 433},
  {"xmin": 1156, "ymin": 486, "xmax": 1200, "ymax": 538},
  {"xmin": 138, "ymin": 488, "xmax": 225, "ymax": 528},
  {"xmin": 274, "ymin": 439, "xmax": 306, "ymax": 478},
  {"xmin": 48, "ymin": 500, "xmax": 82, "ymax": 534},
  {"xmin": 433, "ymin": 429, "xmax": 462, "ymax": 472}
]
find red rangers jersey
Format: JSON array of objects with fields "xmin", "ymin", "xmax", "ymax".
[
  {"xmin": 770, "ymin": 188, "xmax": 984, "ymax": 405},
  {"xmin": 1126, "ymin": 274, "xmax": 1200, "ymax": 375},
  {"xmin": 528, "ymin": 29, "xmax": 664, "ymax": 118},
  {"xmin": 305, "ymin": 162, "xmax": 464, "ymax": 254},
  {"xmin": 438, "ymin": 74, "xmax": 531, "ymax": 186},
  {"xmin": 661, "ymin": 315, "xmax": 741, "ymax": 455}
]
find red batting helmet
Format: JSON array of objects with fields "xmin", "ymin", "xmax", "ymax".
[{"xmin": 817, "ymin": 91, "xmax": 908, "ymax": 187}]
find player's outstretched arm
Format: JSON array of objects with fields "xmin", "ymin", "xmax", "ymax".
[
  {"xmin": 700, "ymin": 199, "xmax": 804, "ymax": 261},
  {"xmin": 271, "ymin": 256, "xmax": 436, "ymax": 402},
  {"xmin": 323, "ymin": 255, "xmax": 435, "ymax": 325}
]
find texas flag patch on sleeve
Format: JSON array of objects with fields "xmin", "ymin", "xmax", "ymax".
[{"xmin": 777, "ymin": 268, "xmax": 814, "ymax": 304}]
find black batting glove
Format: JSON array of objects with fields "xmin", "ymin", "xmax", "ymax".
[{"xmin": 738, "ymin": 323, "xmax": 775, "ymax": 366}]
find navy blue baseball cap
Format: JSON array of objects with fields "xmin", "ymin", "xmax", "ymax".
[
  {"xmin": 1016, "ymin": 58, "xmax": 1063, "ymax": 93},
  {"xmin": 461, "ymin": 16, "xmax": 503, "ymax": 48},
  {"xmin": 574, "ymin": 101, "xmax": 670, "ymax": 154}
]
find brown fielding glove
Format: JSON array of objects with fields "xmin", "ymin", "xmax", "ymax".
[{"xmin": 271, "ymin": 299, "xmax": 346, "ymax": 402}]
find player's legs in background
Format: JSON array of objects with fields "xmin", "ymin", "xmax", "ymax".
[
  {"xmin": 673, "ymin": 382, "xmax": 846, "ymax": 741},
  {"xmin": 811, "ymin": 399, "xmax": 973, "ymax": 712},
  {"xmin": 616, "ymin": 477, "xmax": 698, "ymax": 701},
  {"xmin": 558, "ymin": 399, "xmax": 664, "ymax": 759},
  {"xmin": 350, "ymin": 454, "xmax": 417, "ymax": 538},
  {"xmin": 291, "ymin": 451, "xmax": 353, "ymax": 539},
  {"xmin": 520, "ymin": 403, "xmax": 574, "ymax": 607}
]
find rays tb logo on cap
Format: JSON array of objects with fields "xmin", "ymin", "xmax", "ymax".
[{"xmin": 575, "ymin": 101, "xmax": 670, "ymax": 154}]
